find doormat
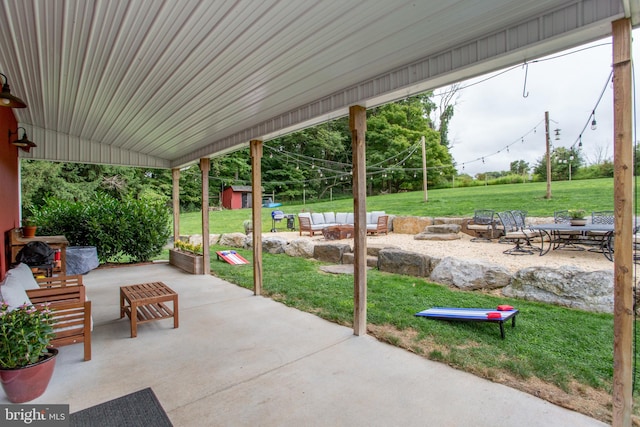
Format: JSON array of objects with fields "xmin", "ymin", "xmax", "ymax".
[{"xmin": 70, "ymin": 387, "xmax": 172, "ymax": 427}]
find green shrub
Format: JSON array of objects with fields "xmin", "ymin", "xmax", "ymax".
[{"xmin": 33, "ymin": 194, "xmax": 170, "ymax": 263}]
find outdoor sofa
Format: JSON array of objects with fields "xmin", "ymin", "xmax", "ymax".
[{"xmin": 298, "ymin": 211, "xmax": 388, "ymax": 237}]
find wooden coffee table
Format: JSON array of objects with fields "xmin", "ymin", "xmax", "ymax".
[{"xmin": 119, "ymin": 282, "xmax": 179, "ymax": 338}]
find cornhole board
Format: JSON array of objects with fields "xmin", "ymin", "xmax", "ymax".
[
  {"xmin": 415, "ymin": 307, "xmax": 518, "ymax": 339},
  {"xmin": 216, "ymin": 250, "xmax": 249, "ymax": 265}
]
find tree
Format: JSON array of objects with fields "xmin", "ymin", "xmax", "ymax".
[
  {"xmin": 533, "ymin": 147, "xmax": 583, "ymax": 181},
  {"xmin": 510, "ymin": 160, "xmax": 529, "ymax": 175},
  {"xmin": 431, "ymin": 83, "xmax": 461, "ymax": 148}
]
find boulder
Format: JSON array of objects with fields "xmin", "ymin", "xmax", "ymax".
[
  {"xmin": 262, "ymin": 236, "xmax": 288, "ymax": 254},
  {"xmin": 314, "ymin": 243, "xmax": 352, "ymax": 263},
  {"xmin": 423, "ymin": 224, "xmax": 461, "ymax": 234},
  {"xmin": 342, "ymin": 252, "xmax": 378, "ymax": 267},
  {"xmin": 414, "ymin": 224, "xmax": 461, "ymax": 241},
  {"xmin": 367, "ymin": 243, "xmax": 400, "ymax": 257},
  {"xmin": 433, "ymin": 217, "xmax": 466, "ymax": 225},
  {"xmin": 414, "ymin": 233, "xmax": 461, "ymax": 241},
  {"xmin": 284, "ymin": 238, "xmax": 315, "ymax": 258},
  {"xmin": 188, "ymin": 234, "xmax": 220, "ymax": 246},
  {"xmin": 503, "ymin": 266, "xmax": 614, "ymax": 313},
  {"xmin": 430, "ymin": 257, "xmax": 511, "ymax": 290},
  {"xmin": 392, "ymin": 216, "xmax": 433, "ymax": 234},
  {"xmin": 219, "ymin": 232, "xmax": 251, "ymax": 248},
  {"xmin": 378, "ymin": 249, "xmax": 430, "ymax": 277}
]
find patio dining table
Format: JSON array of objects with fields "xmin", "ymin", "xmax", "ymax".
[{"xmin": 529, "ymin": 223, "xmax": 614, "ymax": 258}]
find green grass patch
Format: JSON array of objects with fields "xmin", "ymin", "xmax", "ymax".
[
  {"xmin": 171, "ymin": 178, "xmax": 639, "ymax": 422},
  {"xmin": 207, "ymin": 244, "xmax": 622, "ymax": 395},
  {"xmin": 179, "ymin": 178, "xmax": 618, "ymax": 235}
]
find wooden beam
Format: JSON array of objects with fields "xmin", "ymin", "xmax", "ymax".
[
  {"xmin": 350, "ymin": 105, "xmax": 367, "ymax": 336},
  {"xmin": 250, "ymin": 140, "xmax": 263, "ymax": 296},
  {"xmin": 611, "ymin": 17, "xmax": 633, "ymax": 427},
  {"xmin": 200, "ymin": 158, "xmax": 211, "ymax": 275},
  {"xmin": 172, "ymin": 168, "xmax": 180, "ymax": 244}
]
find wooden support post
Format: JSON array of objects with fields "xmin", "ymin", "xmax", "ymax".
[
  {"xmin": 172, "ymin": 168, "xmax": 180, "ymax": 245},
  {"xmin": 421, "ymin": 136, "xmax": 428, "ymax": 202},
  {"xmin": 200, "ymin": 158, "xmax": 210, "ymax": 275},
  {"xmin": 545, "ymin": 111, "xmax": 552, "ymax": 199},
  {"xmin": 250, "ymin": 140, "xmax": 263, "ymax": 296},
  {"xmin": 612, "ymin": 18, "xmax": 633, "ymax": 427},
  {"xmin": 350, "ymin": 105, "xmax": 367, "ymax": 336}
]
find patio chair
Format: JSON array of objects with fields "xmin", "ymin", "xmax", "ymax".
[
  {"xmin": 496, "ymin": 211, "xmax": 539, "ymax": 255},
  {"xmin": 28, "ymin": 276, "xmax": 92, "ymax": 361},
  {"xmin": 2, "ymin": 263, "xmax": 92, "ymax": 361},
  {"xmin": 467, "ymin": 209, "xmax": 496, "ymax": 242},
  {"xmin": 552, "ymin": 210, "xmax": 584, "ymax": 251},
  {"xmin": 585, "ymin": 211, "xmax": 614, "ymax": 253}
]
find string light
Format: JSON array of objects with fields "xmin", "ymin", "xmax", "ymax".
[
  {"xmin": 255, "ymin": 43, "xmax": 611, "ymax": 183},
  {"xmin": 570, "ymin": 70, "xmax": 611, "ymax": 150}
]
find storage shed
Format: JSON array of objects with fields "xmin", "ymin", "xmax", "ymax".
[{"xmin": 221, "ymin": 185, "xmax": 255, "ymax": 210}]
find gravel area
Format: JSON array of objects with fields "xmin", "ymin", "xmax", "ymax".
[{"xmin": 271, "ymin": 225, "xmax": 614, "ymax": 273}]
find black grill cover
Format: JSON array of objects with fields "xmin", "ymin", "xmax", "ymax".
[{"xmin": 16, "ymin": 241, "xmax": 55, "ymax": 266}]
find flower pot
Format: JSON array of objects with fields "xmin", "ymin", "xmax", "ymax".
[
  {"xmin": 570, "ymin": 219, "xmax": 587, "ymax": 226},
  {"xmin": 0, "ymin": 348, "xmax": 58, "ymax": 403},
  {"xmin": 169, "ymin": 249, "xmax": 204, "ymax": 274},
  {"xmin": 21, "ymin": 226, "xmax": 37, "ymax": 238}
]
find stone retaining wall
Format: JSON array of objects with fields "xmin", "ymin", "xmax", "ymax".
[{"xmin": 190, "ymin": 214, "xmax": 613, "ymax": 313}]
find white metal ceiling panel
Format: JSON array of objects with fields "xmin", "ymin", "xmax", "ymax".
[{"xmin": 0, "ymin": 0, "xmax": 635, "ymax": 168}]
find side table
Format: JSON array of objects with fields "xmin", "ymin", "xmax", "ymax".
[{"xmin": 120, "ymin": 282, "xmax": 179, "ymax": 338}]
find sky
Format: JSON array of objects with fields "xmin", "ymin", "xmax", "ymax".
[{"xmin": 442, "ymin": 29, "xmax": 640, "ymax": 177}]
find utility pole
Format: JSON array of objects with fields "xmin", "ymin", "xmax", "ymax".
[
  {"xmin": 421, "ymin": 135, "xmax": 428, "ymax": 202},
  {"xmin": 545, "ymin": 111, "xmax": 552, "ymax": 199}
]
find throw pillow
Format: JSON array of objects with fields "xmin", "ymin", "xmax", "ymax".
[
  {"xmin": 6, "ymin": 262, "xmax": 39, "ymax": 290},
  {"xmin": 0, "ymin": 274, "xmax": 32, "ymax": 311}
]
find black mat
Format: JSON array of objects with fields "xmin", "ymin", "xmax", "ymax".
[{"xmin": 70, "ymin": 387, "xmax": 172, "ymax": 427}]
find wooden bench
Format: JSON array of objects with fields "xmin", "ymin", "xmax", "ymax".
[{"xmin": 27, "ymin": 275, "xmax": 92, "ymax": 361}]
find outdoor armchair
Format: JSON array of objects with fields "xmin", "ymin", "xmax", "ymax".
[
  {"xmin": 496, "ymin": 211, "xmax": 539, "ymax": 255},
  {"xmin": 467, "ymin": 209, "xmax": 496, "ymax": 242}
]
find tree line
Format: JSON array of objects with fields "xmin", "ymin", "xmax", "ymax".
[{"xmin": 21, "ymin": 90, "xmax": 625, "ymax": 213}]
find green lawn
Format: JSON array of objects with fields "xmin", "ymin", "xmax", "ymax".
[
  {"xmin": 178, "ymin": 178, "xmax": 616, "ymax": 235},
  {"xmin": 174, "ymin": 178, "xmax": 636, "ymax": 423}
]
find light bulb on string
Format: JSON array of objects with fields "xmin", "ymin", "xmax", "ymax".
[
  {"xmin": 590, "ymin": 111, "xmax": 597, "ymax": 130},
  {"xmin": 578, "ymin": 135, "xmax": 583, "ymax": 148}
]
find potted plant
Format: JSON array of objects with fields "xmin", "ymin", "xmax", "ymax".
[
  {"xmin": 169, "ymin": 240, "xmax": 204, "ymax": 274},
  {"xmin": 0, "ymin": 302, "xmax": 58, "ymax": 403},
  {"xmin": 21, "ymin": 217, "xmax": 38, "ymax": 238},
  {"xmin": 568, "ymin": 209, "xmax": 588, "ymax": 226}
]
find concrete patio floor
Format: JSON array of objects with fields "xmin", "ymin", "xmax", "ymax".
[{"xmin": 2, "ymin": 262, "xmax": 606, "ymax": 426}]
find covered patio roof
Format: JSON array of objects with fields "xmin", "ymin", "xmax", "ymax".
[{"xmin": 0, "ymin": 0, "xmax": 638, "ymax": 168}]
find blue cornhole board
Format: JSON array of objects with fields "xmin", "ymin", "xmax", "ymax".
[{"xmin": 415, "ymin": 307, "xmax": 519, "ymax": 339}]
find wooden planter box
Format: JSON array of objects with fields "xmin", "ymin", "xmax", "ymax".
[{"xmin": 169, "ymin": 249, "xmax": 204, "ymax": 274}]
